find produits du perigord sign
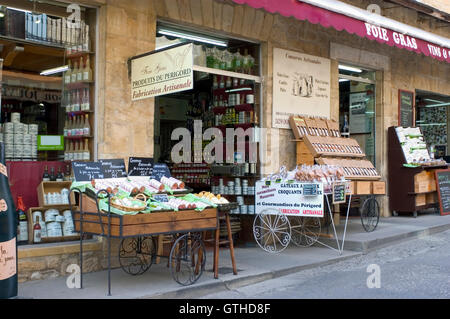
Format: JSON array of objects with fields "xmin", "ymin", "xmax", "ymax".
[{"xmin": 130, "ymin": 43, "xmax": 193, "ymax": 101}]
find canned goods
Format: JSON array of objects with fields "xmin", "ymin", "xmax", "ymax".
[
  {"xmin": 14, "ymin": 134, "xmax": 24, "ymax": 145},
  {"xmin": 46, "ymin": 222, "xmax": 62, "ymax": 237},
  {"xmin": 28, "ymin": 124, "xmax": 39, "ymax": 134},
  {"xmin": 3, "ymin": 122, "xmax": 14, "ymax": 133},
  {"xmin": 22, "ymin": 124, "xmax": 28, "ymax": 134},
  {"xmin": 11, "ymin": 113, "xmax": 20, "ymax": 123},
  {"xmin": 3, "ymin": 133, "xmax": 14, "ymax": 143},
  {"xmin": 23, "ymin": 134, "xmax": 32, "ymax": 144},
  {"xmin": 13, "ymin": 122, "xmax": 25, "ymax": 134}
]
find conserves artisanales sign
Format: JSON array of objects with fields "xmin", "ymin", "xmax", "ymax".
[
  {"xmin": 255, "ymin": 181, "xmax": 324, "ymax": 217},
  {"xmin": 130, "ymin": 43, "xmax": 193, "ymax": 101},
  {"xmin": 272, "ymin": 48, "xmax": 331, "ymax": 129}
]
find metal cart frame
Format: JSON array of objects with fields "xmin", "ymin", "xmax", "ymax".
[{"xmin": 69, "ymin": 188, "xmax": 218, "ymax": 296}]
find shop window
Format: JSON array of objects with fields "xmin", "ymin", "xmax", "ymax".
[
  {"xmin": 154, "ymin": 23, "xmax": 261, "ymax": 239},
  {"xmin": 338, "ymin": 65, "xmax": 376, "ymax": 165},
  {"xmin": 415, "ymin": 90, "xmax": 450, "ymax": 161},
  {"xmin": 0, "ymin": 1, "xmax": 97, "ymax": 247}
]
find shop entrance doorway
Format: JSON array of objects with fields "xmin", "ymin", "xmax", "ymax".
[{"xmin": 338, "ymin": 65, "xmax": 376, "ymax": 165}]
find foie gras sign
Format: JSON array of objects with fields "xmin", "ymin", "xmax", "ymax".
[{"xmin": 131, "ymin": 43, "xmax": 193, "ymax": 101}]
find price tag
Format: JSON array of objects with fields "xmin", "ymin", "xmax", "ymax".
[
  {"xmin": 72, "ymin": 161, "xmax": 104, "ymax": 182},
  {"xmin": 99, "ymin": 159, "xmax": 127, "ymax": 178},
  {"xmin": 152, "ymin": 194, "xmax": 169, "ymax": 203},
  {"xmin": 128, "ymin": 157, "xmax": 154, "ymax": 177},
  {"xmin": 150, "ymin": 163, "xmax": 171, "ymax": 180},
  {"xmin": 332, "ymin": 182, "xmax": 347, "ymax": 204}
]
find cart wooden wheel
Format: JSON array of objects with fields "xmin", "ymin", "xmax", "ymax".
[
  {"xmin": 118, "ymin": 236, "xmax": 156, "ymax": 276},
  {"xmin": 360, "ymin": 196, "xmax": 380, "ymax": 232},
  {"xmin": 289, "ymin": 216, "xmax": 321, "ymax": 247},
  {"xmin": 169, "ymin": 233, "xmax": 206, "ymax": 286},
  {"xmin": 253, "ymin": 209, "xmax": 291, "ymax": 253}
]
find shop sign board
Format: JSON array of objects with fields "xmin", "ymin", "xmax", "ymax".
[
  {"xmin": 127, "ymin": 157, "xmax": 154, "ymax": 177},
  {"xmin": 72, "ymin": 161, "xmax": 104, "ymax": 182},
  {"xmin": 130, "ymin": 43, "xmax": 193, "ymax": 101},
  {"xmin": 435, "ymin": 169, "xmax": 450, "ymax": 216},
  {"xmin": 2, "ymin": 85, "xmax": 61, "ymax": 103},
  {"xmin": 99, "ymin": 159, "xmax": 127, "ymax": 178},
  {"xmin": 398, "ymin": 90, "xmax": 415, "ymax": 127},
  {"xmin": 272, "ymin": 48, "xmax": 330, "ymax": 129},
  {"xmin": 37, "ymin": 135, "xmax": 64, "ymax": 151},
  {"xmin": 332, "ymin": 182, "xmax": 346, "ymax": 204},
  {"xmin": 255, "ymin": 180, "xmax": 324, "ymax": 217}
]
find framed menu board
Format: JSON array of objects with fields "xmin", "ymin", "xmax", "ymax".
[
  {"xmin": 435, "ymin": 169, "xmax": 450, "ymax": 216},
  {"xmin": 398, "ymin": 90, "xmax": 415, "ymax": 127}
]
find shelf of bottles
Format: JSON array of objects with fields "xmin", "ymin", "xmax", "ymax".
[{"xmin": 62, "ymin": 50, "xmax": 94, "ymax": 162}]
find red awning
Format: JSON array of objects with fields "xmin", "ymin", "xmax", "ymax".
[{"xmin": 231, "ymin": 0, "xmax": 450, "ymax": 63}]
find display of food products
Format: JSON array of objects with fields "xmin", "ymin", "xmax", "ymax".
[
  {"xmin": 395, "ymin": 126, "xmax": 446, "ymax": 166},
  {"xmin": 304, "ymin": 135, "xmax": 364, "ymax": 157},
  {"xmin": 195, "ymin": 191, "xmax": 229, "ymax": 204},
  {"xmin": 289, "ymin": 115, "xmax": 340, "ymax": 139},
  {"xmin": 316, "ymin": 158, "xmax": 380, "ymax": 179},
  {"xmin": 292, "ymin": 165, "xmax": 346, "ymax": 184}
]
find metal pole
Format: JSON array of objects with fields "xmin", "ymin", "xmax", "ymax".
[
  {"xmin": 107, "ymin": 194, "xmax": 111, "ymax": 296},
  {"xmin": 340, "ymin": 194, "xmax": 352, "ymax": 254},
  {"xmin": 325, "ymin": 195, "xmax": 341, "ymax": 253}
]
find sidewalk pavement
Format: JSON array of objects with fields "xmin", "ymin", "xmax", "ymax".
[{"xmin": 18, "ymin": 213, "xmax": 450, "ymax": 299}]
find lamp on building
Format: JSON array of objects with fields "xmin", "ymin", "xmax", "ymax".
[
  {"xmin": 40, "ymin": 65, "xmax": 69, "ymax": 76},
  {"xmin": 157, "ymin": 28, "xmax": 228, "ymax": 47}
]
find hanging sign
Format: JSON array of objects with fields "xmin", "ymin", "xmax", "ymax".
[
  {"xmin": 130, "ymin": 43, "xmax": 193, "ymax": 101},
  {"xmin": 272, "ymin": 48, "xmax": 331, "ymax": 128},
  {"xmin": 255, "ymin": 181, "xmax": 324, "ymax": 217}
]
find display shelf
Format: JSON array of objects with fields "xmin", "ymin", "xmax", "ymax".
[
  {"xmin": 66, "ymin": 110, "xmax": 94, "ymax": 115},
  {"xmin": 66, "ymin": 51, "xmax": 95, "ymax": 58},
  {"xmin": 64, "ymin": 135, "xmax": 94, "ymax": 139},
  {"xmin": 193, "ymin": 65, "xmax": 261, "ymax": 83},
  {"xmin": 212, "ymin": 104, "xmax": 254, "ymax": 114}
]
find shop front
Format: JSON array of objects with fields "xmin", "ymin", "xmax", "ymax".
[{"xmin": 3, "ymin": 0, "xmax": 449, "ymax": 284}]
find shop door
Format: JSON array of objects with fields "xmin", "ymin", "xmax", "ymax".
[{"xmin": 338, "ymin": 65, "xmax": 376, "ymax": 165}]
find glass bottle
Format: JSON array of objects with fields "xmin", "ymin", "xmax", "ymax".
[
  {"xmin": 83, "ymin": 139, "xmax": 90, "ymax": 160},
  {"xmin": 63, "ymin": 118, "xmax": 69, "ymax": 137},
  {"xmin": 71, "ymin": 61, "xmax": 78, "ymax": 83},
  {"xmin": 77, "ymin": 57, "xmax": 83, "ymax": 82},
  {"xmin": 83, "ymin": 114, "xmax": 91, "ymax": 136},
  {"xmin": 16, "ymin": 196, "xmax": 28, "ymax": 245},
  {"xmin": 42, "ymin": 166, "xmax": 50, "ymax": 182},
  {"xmin": 50, "ymin": 167, "xmax": 56, "ymax": 181},
  {"xmin": 64, "ymin": 60, "xmax": 72, "ymax": 84},
  {"xmin": 56, "ymin": 167, "xmax": 64, "ymax": 182},
  {"xmin": 83, "ymin": 56, "xmax": 92, "ymax": 82},
  {"xmin": 0, "ymin": 142, "xmax": 18, "ymax": 298},
  {"xmin": 64, "ymin": 164, "xmax": 71, "ymax": 181},
  {"xmin": 33, "ymin": 216, "xmax": 42, "ymax": 244}
]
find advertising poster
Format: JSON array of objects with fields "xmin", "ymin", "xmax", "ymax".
[
  {"xmin": 255, "ymin": 180, "xmax": 324, "ymax": 217},
  {"xmin": 272, "ymin": 48, "xmax": 331, "ymax": 129},
  {"xmin": 131, "ymin": 43, "xmax": 193, "ymax": 101}
]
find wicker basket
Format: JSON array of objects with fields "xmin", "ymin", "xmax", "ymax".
[{"xmin": 109, "ymin": 194, "xmax": 147, "ymax": 212}]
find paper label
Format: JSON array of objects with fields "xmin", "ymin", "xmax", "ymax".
[{"xmin": 0, "ymin": 237, "xmax": 17, "ymax": 280}]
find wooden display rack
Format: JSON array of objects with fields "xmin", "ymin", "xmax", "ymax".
[
  {"xmin": 290, "ymin": 115, "xmax": 385, "ymax": 196},
  {"xmin": 387, "ymin": 126, "xmax": 447, "ymax": 216}
]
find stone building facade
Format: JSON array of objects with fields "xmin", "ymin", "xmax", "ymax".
[{"xmin": 17, "ymin": 0, "xmax": 450, "ymax": 282}]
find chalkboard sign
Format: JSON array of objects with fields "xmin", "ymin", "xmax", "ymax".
[
  {"xmin": 99, "ymin": 159, "xmax": 127, "ymax": 178},
  {"xmin": 332, "ymin": 182, "xmax": 346, "ymax": 204},
  {"xmin": 72, "ymin": 161, "xmax": 104, "ymax": 182},
  {"xmin": 151, "ymin": 163, "xmax": 171, "ymax": 180},
  {"xmin": 398, "ymin": 90, "xmax": 414, "ymax": 127},
  {"xmin": 435, "ymin": 169, "xmax": 450, "ymax": 216},
  {"xmin": 127, "ymin": 157, "xmax": 154, "ymax": 177}
]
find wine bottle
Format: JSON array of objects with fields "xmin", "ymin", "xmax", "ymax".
[
  {"xmin": 56, "ymin": 167, "xmax": 64, "ymax": 182},
  {"xmin": 42, "ymin": 166, "xmax": 50, "ymax": 182},
  {"xmin": 83, "ymin": 139, "xmax": 90, "ymax": 160},
  {"xmin": 71, "ymin": 61, "xmax": 78, "ymax": 83},
  {"xmin": 64, "ymin": 164, "xmax": 71, "ymax": 181},
  {"xmin": 33, "ymin": 216, "xmax": 42, "ymax": 243},
  {"xmin": 50, "ymin": 167, "xmax": 56, "ymax": 181},
  {"xmin": 83, "ymin": 56, "xmax": 92, "ymax": 82},
  {"xmin": 64, "ymin": 60, "xmax": 72, "ymax": 84},
  {"xmin": 77, "ymin": 57, "xmax": 83, "ymax": 82},
  {"xmin": 16, "ymin": 196, "xmax": 28, "ymax": 245},
  {"xmin": 0, "ymin": 142, "xmax": 18, "ymax": 298}
]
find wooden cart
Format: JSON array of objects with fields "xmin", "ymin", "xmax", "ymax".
[{"xmin": 69, "ymin": 188, "xmax": 218, "ymax": 296}]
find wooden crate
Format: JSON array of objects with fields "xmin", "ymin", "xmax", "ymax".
[
  {"xmin": 372, "ymin": 181, "xmax": 386, "ymax": 195},
  {"xmin": 346, "ymin": 181, "xmax": 355, "ymax": 195},
  {"xmin": 296, "ymin": 140, "xmax": 315, "ymax": 165},
  {"xmin": 27, "ymin": 206, "xmax": 80, "ymax": 244},
  {"xmin": 413, "ymin": 171, "xmax": 436, "ymax": 193},
  {"xmin": 415, "ymin": 194, "xmax": 427, "ymax": 207},
  {"xmin": 75, "ymin": 194, "xmax": 218, "ymax": 237},
  {"xmin": 355, "ymin": 181, "xmax": 372, "ymax": 195},
  {"xmin": 37, "ymin": 181, "xmax": 75, "ymax": 207},
  {"xmin": 289, "ymin": 116, "xmax": 308, "ymax": 139},
  {"xmin": 426, "ymin": 192, "xmax": 438, "ymax": 204},
  {"xmin": 73, "ymin": 208, "xmax": 218, "ymax": 237}
]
